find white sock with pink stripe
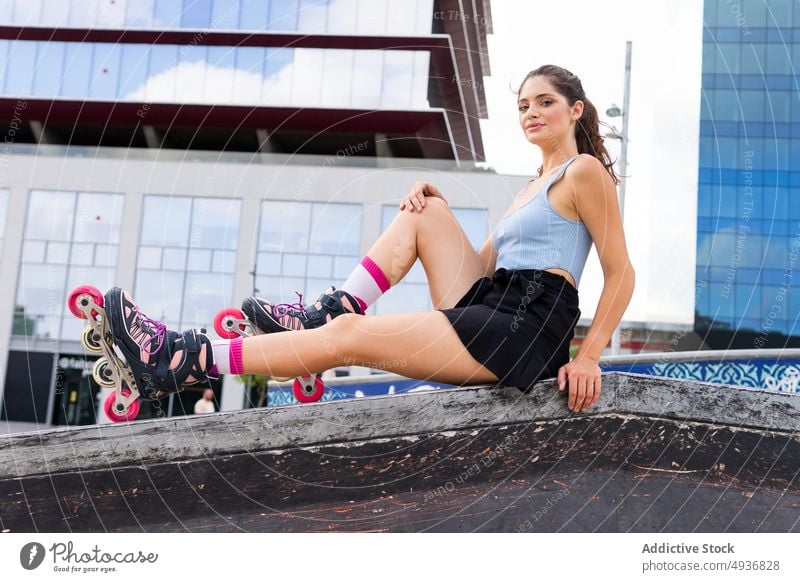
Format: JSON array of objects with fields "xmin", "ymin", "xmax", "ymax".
[
  {"xmin": 210, "ymin": 337, "xmax": 244, "ymax": 376},
  {"xmin": 340, "ymin": 255, "xmax": 391, "ymax": 312}
]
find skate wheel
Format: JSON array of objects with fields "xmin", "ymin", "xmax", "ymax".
[
  {"xmin": 67, "ymin": 285, "xmax": 103, "ymax": 320},
  {"xmin": 214, "ymin": 307, "xmax": 247, "ymax": 339},
  {"xmin": 103, "ymin": 388, "xmax": 140, "ymax": 422},
  {"xmin": 92, "ymin": 358, "xmax": 115, "ymax": 387},
  {"xmin": 81, "ymin": 325, "xmax": 103, "ymax": 354},
  {"xmin": 292, "ymin": 374, "xmax": 324, "ymax": 403}
]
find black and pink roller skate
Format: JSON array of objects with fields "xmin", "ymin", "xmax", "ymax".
[
  {"xmin": 213, "ymin": 286, "xmax": 362, "ymax": 404},
  {"xmin": 68, "ymin": 285, "xmax": 215, "ymax": 422}
]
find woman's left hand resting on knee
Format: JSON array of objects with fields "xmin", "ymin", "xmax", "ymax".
[
  {"xmin": 558, "ymin": 355, "xmax": 601, "ymax": 412},
  {"xmin": 400, "ymin": 181, "xmax": 448, "ymax": 212}
]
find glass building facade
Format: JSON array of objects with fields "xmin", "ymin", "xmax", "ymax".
[
  {"xmin": 0, "ymin": 0, "xmax": 495, "ymax": 424},
  {"xmin": 16, "ymin": 190, "xmax": 123, "ymax": 342},
  {"xmin": 698, "ymin": 0, "xmax": 800, "ymax": 346},
  {"xmin": 255, "ymin": 200, "xmax": 362, "ymax": 307},
  {"xmin": 0, "ymin": 41, "xmax": 431, "ymax": 109},
  {"xmin": 0, "ymin": 0, "xmax": 433, "ymax": 34},
  {"xmin": 134, "ymin": 195, "xmax": 241, "ymax": 332}
]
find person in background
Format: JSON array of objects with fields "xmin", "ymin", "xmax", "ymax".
[{"xmin": 194, "ymin": 388, "xmax": 216, "ymax": 414}]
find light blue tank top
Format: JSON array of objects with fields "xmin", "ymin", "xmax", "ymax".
[{"xmin": 493, "ymin": 155, "xmax": 593, "ymax": 287}]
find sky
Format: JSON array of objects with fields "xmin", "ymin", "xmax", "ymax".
[{"xmin": 480, "ymin": 0, "xmax": 705, "ymax": 327}]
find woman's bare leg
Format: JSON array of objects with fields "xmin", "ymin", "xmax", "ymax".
[
  {"xmin": 241, "ymin": 311, "xmax": 499, "ymax": 386},
  {"xmin": 364, "ymin": 197, "xmax": 488, "ymax": 310}
]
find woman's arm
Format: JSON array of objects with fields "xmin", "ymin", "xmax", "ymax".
[
  {"xmin": 477, "ymin": 233, "xmax": 498, "ymax": 278},
  {"xmin": 557, "ymin": 155, "xmax": 636, "ymax": 412}
]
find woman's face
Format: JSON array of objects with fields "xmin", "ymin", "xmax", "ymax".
[{"xmin": 517, "ymin": 76, "xmax": 581, "ymax": 146}]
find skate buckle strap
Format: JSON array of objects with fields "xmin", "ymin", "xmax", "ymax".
[
  {"xmin": 181, "ymin": 328, "xmax": 202, "ymax": 353},
  {"xmin": 319, "ymin": 293, "xmax": 341, "ymax": 312}
]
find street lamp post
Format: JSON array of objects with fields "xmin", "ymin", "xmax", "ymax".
[{"xmin": 604, "ymin": 40, "xmax": 632, "ymax": 355}]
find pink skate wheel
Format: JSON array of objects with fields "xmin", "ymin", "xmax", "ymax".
[
  {"xmin": 68, "ymin": 285, "xmax": 103, "ymax": 320},
  {"xmin": 214, "ymin": 307, "xmax": 247, "ymax": 339},
  {"xmin": 292, "ymin": 374, "xmax": 325, "ymax": 403},
  {"xmin": 103, "ymin": 388, "xmax": 140, "ymax": 422}
]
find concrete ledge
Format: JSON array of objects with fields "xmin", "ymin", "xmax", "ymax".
[
  {"xmin": 1, "ymin": 372, "xmax": 798, "ymax": 481},
  {"xmin": 2, "ymin": 372, "xmax": 800, "ymax": 533}
]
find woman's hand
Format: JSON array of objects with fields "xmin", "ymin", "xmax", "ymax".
[
  {"xmin": 399, "ymin": 181, "xmax": 447, "ymax": 212},
  {"xmin": 557, "ymin": 355, "xmax": 601, "ymax": 412}
]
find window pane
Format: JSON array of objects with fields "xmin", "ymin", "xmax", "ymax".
[
  {"xmin": 119, "ymin": 44, "xmax": 151, "ymax": 99},
  {"xmin": 16, "ymin": 263, "xmax": 68, "ymax": 336},
  {"xmin": 297, "ymin": 0, "xmax": 327, "ymax": 33},
  {"xmin": 451, "ymin": 208, "xmax": 489, "ymax": 249},
  {"xmin": 26, "ymin": 191, "xmax": 76, "ymax": 241},
  {"xmin": 46, "ymin": 241, "xmax": 70, "ymax": 264},
  {"xmin": 190, "ymin": 197, "xmax": 240, "ymax": 250},
  {"xmin": 381, "ymin": 50, "xmax": 413, "ymax": 108},
  {"xmin": 146, "ymin": 44, "xmax": 179, "ymax": 101},
  {"xmin": 95, "ymin": 243, "xmax": 118, "ymax": 266},
  {"xmin": 95, "ymin": 0, "xmax": 127, "ymax": 27},
  {"xmin": 256, "ymin": 251, "xmax": 281, "ymax": 275},
  {"xmin": 182, "ymin": 272, "xmax": 234, "ymax": 329},
  {"xmin": 212, "ymin": 249, "xmax": 236, "ymax": 273},
  {"xmin": 12, "ymin": 0, "xmax": 42, "ymax": 25},
  {"xmin": 181, "ymin": 0, "xmax": 212, "ymax": 28},
  {"xmin": 268, "ymin": 0, "xmax": 299, "ymax": 30},
  {"xmin": 187, "ymin": 248, "xmax": 211, "ymax": 271},
  {"xmin": 232, "ymin": 47, "xmax": 265, "ymax": 105},
  {"xmin": 141, "ymin": 195, "xmax": 191, "ymax": 247},
  {"xmin": 210, "ymin": 0, "xmax": 240, "ymax": 29},
  {"xmin": 32, "ymin": 42, "xmax": 65, "ymax": 97},
  {"xmin": 351, "ymin": 50, "xmax": 382, "ymax": 108},
  {"xmin": 70, "ymin": 243, "xmax": 94, "ymax": 266},
  {"xmin": 134, "ymin": 269, "xmax": 184, "ymax": 329},
  {"xmin": 62, "ymin": 42, "xmax": 93, "ymax": 98},
  {"xmin": 153, "ymin": 0, "xmax": 182, "ymax": 27},
  {"xmin": 138, "ymin": 246, "xmax": 162, "ymax": 269},
  {"xmin": 259, "ymin": 200, "xmax": 310, "ymax": 252},
  {"xmin": 291, "ymin": 48, "xmax": 322, "ymax": 105},
  {"xmin": 241, "ymin": 0, "xmax": 269, "ymax": 30},
  {"xmin": 73, "ymin": 192, "xmax": 124, "ymax": 243},
  {"xmin": 309, "ymin": 203, "xmax": 361, "ymax": 255},
  {"xmin": 5, "ymin": 41, "xmax": 36, "ymax": 95},
  {"xmin": 68, "ymin": 0, "xmax": 97, "ymax": 26},
  {"xmin": 89, "ymin": 43, "xmax": 122, "ymax": 99},
  {"xmin": 126, "ymin": 0, "xmax": 155, "ymax": 27},
  {"xmin": 162, "ymin": 247, "xmax": 187, "ymax": 270},
  {"xmin": 22, "ymin": 240, "xmax": 46, "ymax": 263}
]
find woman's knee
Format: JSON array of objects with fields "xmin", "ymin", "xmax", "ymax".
[{"xmin": 323, "ymin": 313, "xmax": 364, "ymax": 355}]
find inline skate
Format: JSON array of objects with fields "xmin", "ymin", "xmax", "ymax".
[
  {"xmin": 68, "ymin": 286, "xmax": 214, "ymax": 422},
  {"xmin": 214, "ymin": 286, "xmax": 362, "ymax": 403}
]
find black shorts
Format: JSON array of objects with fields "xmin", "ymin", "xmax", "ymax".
[{"xmin": 438, "ymin": 267, "xmax": 581, "ymax": 392}]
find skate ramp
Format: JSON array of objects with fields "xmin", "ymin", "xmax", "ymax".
[{"xmin": 1, "ymin": 372, "xmax": 798, "ymax": 532}]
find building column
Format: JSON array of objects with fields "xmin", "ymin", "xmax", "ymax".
[
  {"xmin": 115, "ymin": 191, "xmax": 143, "ymax": 292},
  {"xmin": 0, "ymin": 185, "xmax": 28, "ymax": 406},
  {"xmin": 219, "ymin": 191, "xmax": 260, "ymax": 412}
]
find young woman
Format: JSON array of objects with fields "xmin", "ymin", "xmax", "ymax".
[{"xmin": 97, "ymin": 65, "xmax": 635, "ymax": 415}]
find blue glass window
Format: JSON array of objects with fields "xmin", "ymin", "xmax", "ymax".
[
  {"xmin": 210, "ymin": 0, "xmax": 241, "ymax": 29},
  {"xmin": 4, "ymin": 41, "xmax": 36, "ymax": 95},
  {"xmin": 32, "ymin": 42, "xmax": 65, "ymax": 97},
  {"xmin": 269, "ymin": 0, "xmax": 299, "ymax": 30},
  {"xmin": 180, "ymin": 0, "xmax": 213, "ymax": 28},
  {"xmin": 126, "ymin": 0, "xmax": 155, "ymax": 27}
]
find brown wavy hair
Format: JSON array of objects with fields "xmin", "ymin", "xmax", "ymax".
[{"xmin": 516, "ymin": 65, "xmax": 620, "ymax": 185}]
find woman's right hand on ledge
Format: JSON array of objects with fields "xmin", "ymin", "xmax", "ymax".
[
  {"xmin": 557, "ymin": 355, "xmax": 601, "ymax": 413},
  {"xmin": 400, "ymin": 181, "xmax": 447, "ymax": 212}
]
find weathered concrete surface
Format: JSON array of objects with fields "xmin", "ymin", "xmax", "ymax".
[{"xmin": 1, "ymin": 372, "xmax": 799, "ymax": 532}]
